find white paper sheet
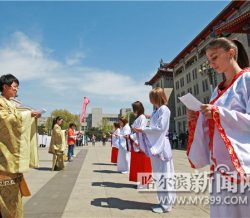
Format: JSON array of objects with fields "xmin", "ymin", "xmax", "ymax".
[
  {"xmin": 178, "ymin": 93, "xmax": 202, "ymax": 111},
  {"xmin": 37, "ymin": 108, "xmax": 47, "ymax": 114}
]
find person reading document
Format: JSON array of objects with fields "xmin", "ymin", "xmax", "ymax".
[
  {"xmin": 186, "ymin": 37, "xmax": 250, "ymax": 218},
  {"xmin": 0, "ymin": 74, "xmax": 41, "ymax": 218}
]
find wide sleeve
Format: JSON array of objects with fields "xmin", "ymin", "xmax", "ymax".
[
  {"xmin": 211, "ymin": 101, "xmax": 250, "ymax": 174},
  {"xmin": 143, "ymin": 109, "xmax": 168, "ymax": 135},
  {"xmin": 0, "ymin": 100, "xmax": 35, "ymax": 173},
  {"xmin": 143, "ymin": 108, "xmax": 170, "ymax": 156},
  {"xmin": 187, "ymin": 113, "xmax": 210, "ymax": 168},
  {"xmin": 118, "ymin": 125, "xmax": 131, "ymax": 150}
]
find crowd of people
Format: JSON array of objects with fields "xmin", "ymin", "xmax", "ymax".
[{"xmin": 0, "ymin": 37, "xmax": 250, "ymax": 217}]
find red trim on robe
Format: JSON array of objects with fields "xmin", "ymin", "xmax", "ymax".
[
  {"xmin": 187, "ymin": 68, "xmax": 249, "ymax": 180},
  {"xmin": 208, "ymin": 68, "xmax": 250, "ymax": 183},
  {"xmin": 211, "ymin": 106, "xmax": 247, "ymax": 183},
  {"xmin": 210, "ymin": 68, "xmax": 250, "ymax": 104}
]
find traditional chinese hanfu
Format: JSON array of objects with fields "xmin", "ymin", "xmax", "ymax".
[
  {"xmin": 111, "ymin": 128, "xmax": 120, "ymax": 164},
  {"xmin": 49, "ymin": 124, "xmax": 66, "ymax": 171},
  {"xmin": 0, "ymin": 96, "xmax": 38, "ymax": 218},
  {"xmin": 141, "ymin": 105, "xmax": 176, "ymax": 212},
  {"xmin": 129, "ymin": 114, "xmax": 152, "ymax": 183},
  {"xmin": 187, "ymin": 68, "xmax": 250, "ymax": 218},
  {"xmin": 117, "ymin": 123, "xmax": 131, "ymax": 173}
]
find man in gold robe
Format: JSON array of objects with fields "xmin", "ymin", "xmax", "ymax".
[{"xmin": 0, "ymin": 74, "xmax": 41, "ymax": 218}]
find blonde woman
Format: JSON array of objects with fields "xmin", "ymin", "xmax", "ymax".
[{"xmin": 133, "ymin": 88, "xmax": 175, "ymax": 213}]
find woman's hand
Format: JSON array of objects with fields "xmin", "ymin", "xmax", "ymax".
[
  {"xmin": 186, "ymin": 109, "xmax": 198, "ymax": 122},
  {"xmin": 200, "ymin": 104, "xmax": 213, "ymax": 119},
  {"xmin": 132, "ymin": 128, "xmax": 143, "ymax": 133},
  {"xmin": 31, "ymin": 111, "xmax": 41, "ymax": 118}
]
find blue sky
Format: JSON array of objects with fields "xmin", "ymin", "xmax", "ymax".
[{"xmin": 0, "ymin": 1, "xmax": 229, "ymax": 116}]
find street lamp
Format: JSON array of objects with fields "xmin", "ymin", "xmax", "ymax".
[{"xmin": 198, "ymin": 61, "xmax": 216, "ymax": 95}]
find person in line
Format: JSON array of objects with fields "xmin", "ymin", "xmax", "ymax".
[
  {"xmin": 91, "ymin": 134, "xmax": 96, "ymax": 146},
  {"xmin": 67, "ymin": 123, "xmax": 77, "ymax": 162},
  {"xmin": 133, "ymin": 87, "xmax": 175, "ymax": 213},
  {"xmin": 129, "ymin": 101, "xmax": 152, "ymax": 186},
  {"xmin": 187, "ymin": 37, "xmax": 250, "ymax": 218},
  {"xmin": 49, "ymin": 116, "xmax": 66, "ymax": 171},
  {"xmin": 102, "ymin": 132, "xmax": 107, "ymax": 146},
  {"xmin": 0, "ymin": 74, "xmax": 41, "ymax": 218},
  {"xmin": 84, "ymin": 134, "xmax": 88, "ymax": 146},
  {"xmin": 172, "ymin": 131, "xmax": 178, "ymax": 149},
  {"xmin": 110, "ymin": 122, "xmax": 120, "ymax": 164},
  {"xmin": 116, "ymin": 117, "xmax": 131, "ymax": 174}
]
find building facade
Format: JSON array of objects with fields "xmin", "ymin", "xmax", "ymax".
[
  {"xmin": 168, "ymin": 1, "xmax": 250, "ymax": 134},
  {"xmin": 86, "ymin": 107, "xmax": 119, "ymax": 128},
  {"xmin": 144, "ymin": 1, "xmax": 249, "ymax": 138},
  {"xmin": 119, "ymin": 108, "xmax": 132, "ymax": 117}
]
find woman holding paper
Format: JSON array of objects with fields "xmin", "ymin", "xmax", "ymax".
[
  {"xmin": 116, "ymin": 117, "xmax": 131, "ymax": 174},
  {"xmin": 133, "ymin": 88, "xmax": 175, "ymax": 213},
  {"xmin": 0, "ymin": 74, "xmax": 41, "ymax": 218},
  {"xmin": 187, "ymin": 37, "xmax": 250, "ymax": 218},
  {"xmin": 49, "ymin": 116, "xmax": 66, "ymax": 171},
  {"xmin": 110, "ymin": 122, "xmax": 120, "ymax": 163},
  {"xmin": 129, "ymin": 101, "xmax": 152, "ymax": 184}
]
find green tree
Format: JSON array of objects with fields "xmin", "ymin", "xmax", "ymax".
[
  {"xmin": 102, "ymin": 118, "xmax": 113, "ymax": 134},
  {"xmin": 85, "ymin": 127, "xmax": 102, "ymax": 141},
  {"xmin": 125, "ymin": 112, "xmax": 136, "ymax": 126},
  {"xmin": 45, "ymin": 109, "xmax": 81, "ymax": 135},
  {"xmin": 37, "ymin": 124, "xmax": 47, "ymax": 135}
]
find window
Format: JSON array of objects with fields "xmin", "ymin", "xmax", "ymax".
[
  {"xmin": 186, "ymin": 73, "xmax": 191, "ymax": 83},
  {"xmin": 202, "ymin": 81, "xmax": 205, "ymax": 92},
  {"xmin": 194, "ymin": 84, "xmax": 199, "ymax": 96},
  {"xmin": 180, "ymin": 78, "xmax": 185, "ymax": 87},
  {"xmin": 177, "ymin": 94, "xmax": 180, "ymax": 103},
  {"xmin": 176, "ymin": 81, "xmax": 179, "ymax": 90},
  {"xmin": 187, "ymin": 87, "xmax": 192, "ymax": 94},
  {"xmin": 192, "ymin": 68, "xmax": 197, "ymax": 80},
  {"xmin": 205, "ymin": 79, "xmax": 209, "ymax": 91},
  {"xmin": 182, "ymin": 106, "xmax": 186, "ymax": 115},
  {"xmin": 178, "ymin": 107, "xmax": 181, "ymax": 116},
  {"xmin": 178, "ymin": 122, "xmax": 181, "ymax": 133},
  {"xmin": 183, "ymin": 121, "xmax": 186, "ymax": 132}
]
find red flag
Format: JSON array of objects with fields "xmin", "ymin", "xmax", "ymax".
[{"xmin": 81, "ymin": 96, "xmax": 90, "ymax": 123}]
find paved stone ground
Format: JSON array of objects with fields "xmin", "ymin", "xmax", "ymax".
[{"xmin": 23, "ymin": 142, "xmax": 210, "ymax": 218}]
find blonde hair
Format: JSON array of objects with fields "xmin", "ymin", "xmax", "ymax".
[{"xmin": 149, "ymin": 87, "xmax": 168, "ymax": 106}]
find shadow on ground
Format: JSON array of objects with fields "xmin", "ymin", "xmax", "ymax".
[
  {"xmin": 35, "ymin": 167, "xmax": 52, "ymax": 171},
  {"xmin": 92, "ymin": 182, "xmax": 137, "ymax": 189},
  {"xmin": 92, "ymin": 163, "xmax": 116, "ymax": 166},
  {"xmin": 91, "ymin": 197, "xmax": 153, "ymax": 211},
  {"xmin": 93, "ymin": 170, "xmax": 120, "ymax": 174}
]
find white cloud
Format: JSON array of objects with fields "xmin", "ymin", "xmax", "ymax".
[
  {"xmin": 65, "ymin": 51, "xmax": 86, "ymax": 66},
  {"xmin": 0, "ymin": 32, "xmax": 152, "ymax": 109}
]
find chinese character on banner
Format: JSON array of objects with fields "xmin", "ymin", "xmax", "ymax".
[{"xmin": 81, "ymin": 96, "xmax": 90, "ymax": 123}]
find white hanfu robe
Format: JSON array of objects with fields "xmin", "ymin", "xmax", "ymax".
[
  {"xmin": 111, "ymin": 128, "xmax": 120, "ymax": 148},
  {"xmin": 130, "ymin": 114, "xmax": 147, "ymax": 152},
  {"xmin": 117, "ymin": 124, "xmax": 131, "ymax": 173},
  {"xmin": 187, "ymin": 68, "xmax": 250, "ymax": 218},
  {"xmin": 141, "ymin": 105, "xmax": 176, "ymax": 212}
]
